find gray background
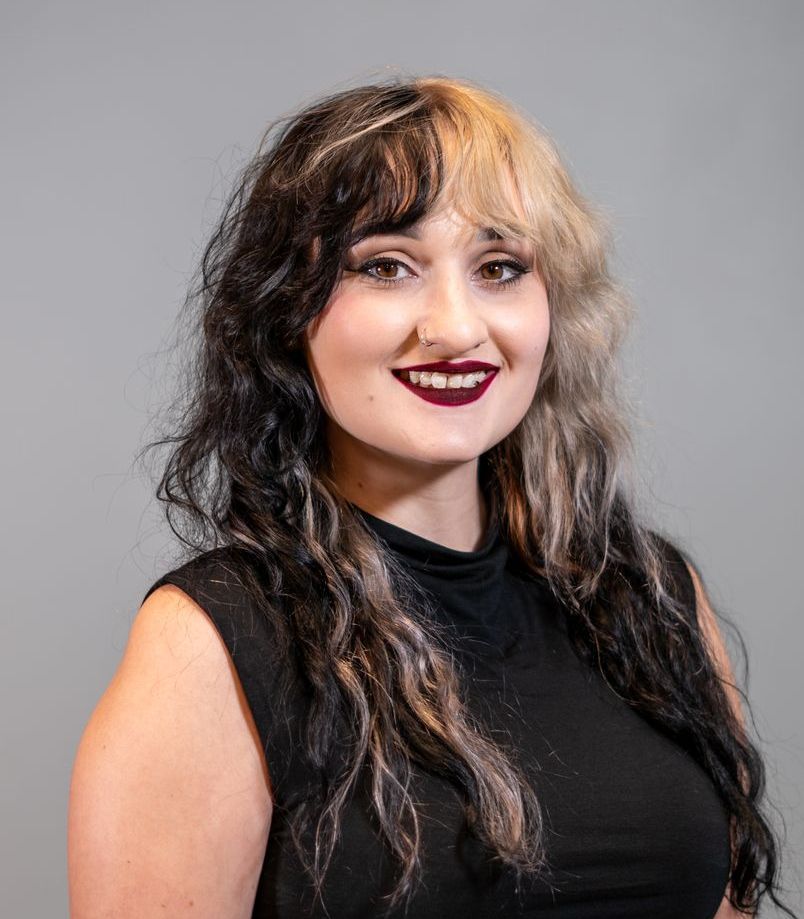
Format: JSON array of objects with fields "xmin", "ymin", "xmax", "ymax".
[{"xmin": 2, "ymin": 1, "xmax": 801, "ymax": 915}]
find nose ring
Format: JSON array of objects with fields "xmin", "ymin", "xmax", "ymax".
[{"xmin": 419, "ymin": 327, "xmax": 434, "ymax": 347}]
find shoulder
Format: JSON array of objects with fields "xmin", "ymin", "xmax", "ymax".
[
  {"xmin": 128, "ymin": 575, "xmax": 250, "ymax": 690},
  {"xmin": 142, "ymin": 545, "xmax": 284, "ymax": 652},
  {"xmin": 107, "ymin": 577, "xmax": 273, "ymax": 802},
  {"xmin": 142, "ymin": 544, "xmax": 256, "ymax": 611},
  {"xmin": 68, "ymin": 572, "xmax": 273, "ymax": 915},
  {"xmin": 646, "ymin": 529, "xmax": 698, "ymax": 615},
  {"xmin": 139, "ymin": 545, "xmax": 303, "ymax": 787},
  {"xmin": 647, "ymin": 529, "xmax": 745, "ymax": 730}
]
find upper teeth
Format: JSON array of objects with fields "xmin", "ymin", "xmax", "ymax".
[{"xmin": 400, "ymin": 369, "xmax": 491, "ymax": 388}]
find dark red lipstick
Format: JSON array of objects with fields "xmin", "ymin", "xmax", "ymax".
[
  {"xmin": 396, "ymin": 360, "xmax": 498, "ymax": 373},
  {"xmin": 392, "ymin": 366, "xmax": 499, "ymax": 406}
]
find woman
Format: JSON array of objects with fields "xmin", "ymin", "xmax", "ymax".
[{"xmin": 67, "ymin": 76, "xmax": 793, "ymax": 918}]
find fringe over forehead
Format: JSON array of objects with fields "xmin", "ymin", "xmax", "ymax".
[{"xmin": 263, "ymin": 76, "xmax": 594, "ymax": 291}]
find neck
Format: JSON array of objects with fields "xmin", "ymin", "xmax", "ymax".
[
  {"xmin": 327, "ymin": 448, "xmax": 491, "ymax": 554},
  {"xmin": 349, "ymin": 492, "xmax": 491, "ymax": 554}
]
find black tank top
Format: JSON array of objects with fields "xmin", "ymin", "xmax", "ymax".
[{"xmin": 141, "ymin": 507, "xmax": 732, "ymax": 918}]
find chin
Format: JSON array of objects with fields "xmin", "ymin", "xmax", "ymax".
[{"xmin": 402, "ymin": 446, "xmax": 487, "ymax": 467}]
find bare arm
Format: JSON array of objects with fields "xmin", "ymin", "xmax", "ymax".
[
  {"xmin": 685, "ymin": 562, "xmax": 755, "ymax": 919},
  {"xmin": 68, "ymin": 584, "xmax": 273, "ymax": 918}
]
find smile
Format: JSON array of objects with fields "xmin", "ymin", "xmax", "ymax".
[{"xmin": 391, "ymin": 368, "xmax": 498, "ymax": 406}]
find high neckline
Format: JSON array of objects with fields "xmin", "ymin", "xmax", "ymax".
[
  {"xmin": 350, "ymin": 503, "xmax": 510, "ymax": 651},
  {"xmin": 350, "ymin": 504, "xmax": 505, "ymax": 574}
]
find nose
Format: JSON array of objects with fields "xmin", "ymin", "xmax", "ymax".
[{"xmin": 417, "ymin": 268, "xmax": 488, "ymax": 352}]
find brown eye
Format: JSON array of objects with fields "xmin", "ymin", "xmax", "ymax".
[
  {"xmin": 374, "ymin": 260, "xmax": 400, "ymax": 279},
  {"xmin": 477, "ymin": 258, "xmax": 529, "ymax": 288},
  {"xmin": 480, "ymin": 262, "xmax": 506, "ymax": 281},
  {"xmin": 353, "ymin": 257, "xmax": 414, "ymax": 286}
]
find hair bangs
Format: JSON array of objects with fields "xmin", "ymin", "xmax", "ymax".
[
  {"xmin": 343, "ymin": 124, "xmax": 444, "ymax": 247},
  {"xmin": 429, "ymin": 102, "xmax": 533, "ymax": 238},
  {"xmin": 417, "ymin": 78, "xmax": 590, "ymax": 290},
  {"xmin": 301, "ymin": 79, "xmax": 557, "ymax": 283},
  {"xmin": 351, "ymin": 80, "xmax": 554, "ymax": 287}
]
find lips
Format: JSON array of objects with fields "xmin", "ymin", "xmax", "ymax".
[
  {"xmin": 393, "ymin": 367, "xmax": 498, "ymax": 406},
  {"xmin": 395, "ymin": 360, "xmax": 498, "ymax": 374}
]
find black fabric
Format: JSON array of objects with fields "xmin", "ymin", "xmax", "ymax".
[{"xmin": 141, "ymin": 512, "xmax": 731, "ymax": 919}]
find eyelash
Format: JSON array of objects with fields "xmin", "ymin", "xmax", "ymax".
[{"xmin": 349, "ymin": 257, "xmax": 531, "ymax": 289}]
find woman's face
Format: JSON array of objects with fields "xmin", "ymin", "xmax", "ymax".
[{"xmin": 302, "ymin": 205, "xmax": 550, "ymax": 484}]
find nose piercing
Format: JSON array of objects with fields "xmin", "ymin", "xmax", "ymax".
[{"xmin": 419, "ymin": 327, "xmax": 434, "ymax": 347}]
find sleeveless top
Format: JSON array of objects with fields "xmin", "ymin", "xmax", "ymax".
[{"xmin": 141, "ymin": 507, "xmax": 732, "ymax": 918}]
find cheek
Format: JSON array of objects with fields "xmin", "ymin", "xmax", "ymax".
[
  {"xmin": 305, "ymin": 292, "xmax": 361, "ymax": 361},
  {"xmin": 524, "ymin": 298, "xmax": 550, "ymax": 340},
  {"xmin": 306, "ymin": 287, "xmax": 404, "ymax": 364},
  {"xmin": 303, "ymin": 291, "xmax": 392, "ymax": 415},
  {"xmin": 534, "ymin": 310, "xmax": 551, "ymax": 361},
  {"xmin": 501, "ymin": 295, "xmax": 551, "ymax": 365}
]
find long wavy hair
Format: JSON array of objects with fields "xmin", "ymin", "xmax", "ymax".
[{"xmin": 141, "ymin": 75, "xmax": 794, "ymax": 916}]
